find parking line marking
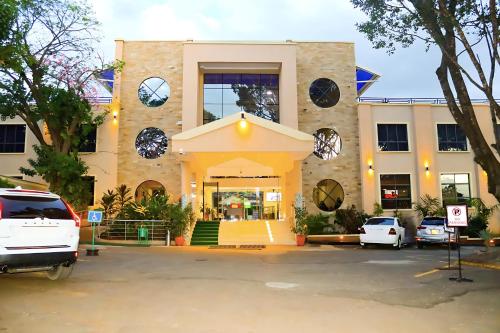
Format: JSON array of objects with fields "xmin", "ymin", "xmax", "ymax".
[
  {"xmin": 461, "ymin": 261, "xmax": 500, "ymax": 270},
  {"xmin": 414, "ymin": 269, "xmax": 439, "ymax": 278}
]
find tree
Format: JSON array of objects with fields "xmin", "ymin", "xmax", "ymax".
[
  {"xmin": 352, "ymin": 0, "xmax": 500, "ymax": 202},
  {"xmin": 0, "ymin": 0, "xmax": 121, "ymax": 208},
  {"xmin": 0, "ymin": 0, "xmax": 18, "ymax": 62}
]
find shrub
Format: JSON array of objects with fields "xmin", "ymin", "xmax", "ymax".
[
  {"xmin": 334, "ymin": 205, "xmax": 365, "ymax": 234},
  {"xmin": 373, "ymin": 202, "xmax": 383, "ymax": 216},
  {"xmin": 413, "ymin": 194, "xmax": 445, "ymax": 218},
  {"xmin": 0, "ymin": 178, "xmax": 15, "ymax": 188},
  {"xmin": 304, "ymin": 213, "xmax": 330, "ymax": 235}
]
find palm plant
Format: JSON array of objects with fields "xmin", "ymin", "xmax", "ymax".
[
  {"xmin": 115, "ymin": 184, "xmax": 132, "ymax": 217},
  {"xmin": 99, "ymin": 189, "xmax": 117, "ymax": 219},
  {"xmin": 413, "ymin": 194, "xmax": 444, "ymax": 218}
]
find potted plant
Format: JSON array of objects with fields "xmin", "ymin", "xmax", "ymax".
[
  {"xmin": 169, "ymin": 203, "xmax": 191, "ymax": 246},
  {"xmin": 291, "ymin": 204, "xmax": 308, "ymax": 246}
]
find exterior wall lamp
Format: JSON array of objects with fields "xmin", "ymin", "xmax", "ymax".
[
  {"xmin": 424, "ymin": 161, "xmax": 430, "ymax": 177},
  {"xmin": 368, "ymin": 161, "xmax": 374, "ymax": 175},
  {"xmin": 113, "ymin": 111, "xmax": 118, "ymax": 124},
  {"xmin": 239, "ymin": 112, "xmax": 247, "ymax": 129}
]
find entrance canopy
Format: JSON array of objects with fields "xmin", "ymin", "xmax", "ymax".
[{"xmin": 171, "ymin": 112, "xmax": 314, "ymax": 161}]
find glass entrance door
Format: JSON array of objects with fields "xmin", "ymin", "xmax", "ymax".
[{"xmin": 202, "ymin": 183, "xmax": 282, "ymax": 221}]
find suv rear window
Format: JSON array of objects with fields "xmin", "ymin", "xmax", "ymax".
[
  {"xmin": 365, "ymin": 218, "xmax": 394, "ymax": 225},
  {"xmin": 0, "ymin": 196, "xmax": 72, "ymax": 219},
  {"xmin": 421, "ymin": 218, "xmax": 445, "ymax": 226}
]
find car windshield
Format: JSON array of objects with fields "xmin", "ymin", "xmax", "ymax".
[
  {"xmin": 365, "ymin": 218, "xmax": 394, "ymax": 225},
  {"xmin": 0, "ymin": 195, "xmax": 72, "ymax": 220},
  {"xmin": 421, "ymin": 218, "xmax": 445, "ymax": 226}
]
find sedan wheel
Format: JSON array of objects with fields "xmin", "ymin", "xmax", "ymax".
[
  {"xmin": 46, "ymin": 264, "xmax": 74, "ymax": 281},
  {"xmin": 395, "ymin": 237, "xmax": 401, "ymax": 250}
]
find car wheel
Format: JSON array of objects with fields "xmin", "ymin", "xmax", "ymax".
[
  {"xmin": 46, "ymin": 264, "xmax": 74, "ymax": 281},
  {"xmin": 361, "ymin": 243, "xmax": 367, "ymax": 249},
  {"xmin": 395, "ymin": 237, "xmax": 401, "ymax": 250},
  {"xmin": 417, "ymin": 242, "xmax": 424, "ymax": 249}
]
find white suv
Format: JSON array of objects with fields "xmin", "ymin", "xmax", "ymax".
[{"xmin": 0, "ymin": 188, "xmax": 80, "ymax": 280}]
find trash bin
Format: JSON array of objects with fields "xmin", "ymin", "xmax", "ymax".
[{"xmin": 138, "ymin": 226, "xmax": 149, "ymax": 244}]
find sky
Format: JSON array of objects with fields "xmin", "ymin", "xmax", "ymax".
[{"xmin": 88, "ymin": 0, "xmax": 496, "ymax": 99}]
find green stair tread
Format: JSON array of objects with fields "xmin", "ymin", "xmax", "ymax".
[{"xmin": 190, "ymin": 221, "xmax": 221, "ymax": 246}]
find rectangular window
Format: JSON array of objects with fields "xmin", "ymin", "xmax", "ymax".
[
  {"xmin": 440, "ymin": 173, "xmax": 471, "ymax": 206},
  {"xmin": 380, "ymin": 174, "xmax": 412, "ymax": 209},
  {"xmin": 81, "ymin": 176, "xmax": 95, "ymax": 206},
  {"xmin": 0, "ymin": 124, "xmax": 26, "ymax": 153},
  {"xmin": 377, "ymin": 124, "xmax": 409, "ymax": 151},
  {"xmin": 203, "ymin": 73, "xmax": 279, "ymax": 124},
  {"xmin": 437, "ymin": 124, "xmax": 467, "ymax": 151},
  {"xmin": 77, "ymin": 125, "xmax": 97, "ymax": 153}
]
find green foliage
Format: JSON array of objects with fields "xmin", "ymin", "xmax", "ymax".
[
  {"xmin": 334, "ymin": 205, "xmax": 366, "ymax": 234},
  {"xmin": 304, "ymin": 213, "xmax": 330, "ymax": 235},
  {"xmin": 464, "ymin": 216, "xmax": 488, "ymax": 238},
  {"xmin": 121, "ymin": 193, "xmax": 169, "ymax": 220},
  {"xmin": 169, "ymin": 203, "xmax": 195, "ymax": 238},
  {"xmin": 291, "ymin": 204, "xmax": 309, "ymax": 235},
  {"xmin": 0, "ymin": 0, "xmax": 122, "ymax": 205},
  {"xmin": 373, "ymin": 202, "xmax": 383, "ymax": 216},
  {"xmin": 0, "ymin": 177, "xmax": 15, "ymax": 188},
  {"xmin": 463, "ymin": 198, "xmax": 498, "ymax": 238},
  {"xmin": 115, "ymin": 184, "xmax": 133, "ymax": 217},
  {"xmin": 413, "ymin": 194, "xmax": 445, "ymax": 218},
  {"xmin": 99, "ymin": 189, "xmax": 117, "ymax": 219},
  {"xmin": 20, "ymin": 145, "xmax": 91, "ymax": 210}
]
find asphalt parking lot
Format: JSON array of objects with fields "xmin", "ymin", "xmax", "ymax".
[{"xmin": 1, "ymin": 245, "xmax": 499, "ymax": 333}]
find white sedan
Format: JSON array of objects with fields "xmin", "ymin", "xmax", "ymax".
[{"xmin": 359, "ymin": 217, "xmax": 405, "ymax": 249}]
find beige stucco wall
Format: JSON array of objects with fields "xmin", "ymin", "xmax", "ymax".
[
  {"xmin": 296, "ymin": 42, "xmax": 362, "ymax": 214},
  {"xmin": 358, "ymin": 102, "xmax": 499, "ymax": 232},
  {"xmin": 115, "ymin": 40, "xmax": 183, "ymax": 202}
]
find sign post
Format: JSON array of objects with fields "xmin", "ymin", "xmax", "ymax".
[
  {"xmin": 439, "ymin": 220, "xmax": 458, "ymax": 270},
  {"xmin": 87, "ymin": 210, "xmax": 103, "ymax": 256},
  {"xmin": 446, "ymin": 205, "xmax": 473, "ymax": 283}
]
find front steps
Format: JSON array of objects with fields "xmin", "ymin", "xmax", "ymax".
[
  {"xmin": 190, "ymin": 221, "xmax": 220, "ymax": 245},
  {"xmin": 218, "ymin": 220, "xmax": 295, "ymax": 245}
]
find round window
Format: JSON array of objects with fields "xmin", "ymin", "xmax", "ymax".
[
  {"xmin": 135, "ymin": 180, "xmax": 165, "ymax": 202},
  {"xmin": 313, "ymin": 128, "xmax": 342, "ymax": 160},
  {"xmin": 138, "ymin": 77, "xmax": 170, "ymax": 107},
  {"xmin": 313, "ymin": 179, "xmax": 344, "ymax": 212},
  {"xmin": 309, "ymin": 78, "xmax": 340, "ymax": 108},
  {"xmin": 135, "ymin": 127, "xmax": 168, "ymax": 159}
]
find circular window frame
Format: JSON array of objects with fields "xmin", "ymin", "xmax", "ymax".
[
  {"xmin": 312, "ymin": 179, "xmax": 344, "ymax": 212},
  {"xmin": 313, "ymin": 128, "xmax": 342, "ymax": 160},
  {"xmin": 309, "ymin": 78, "xmax": 341, "ymax": 108},
  {"xmin": 135, "ymin": 180, "xmax": 166, "ymax": 202},
  {"xmin": 138, "ymin": 77, "xmax": 171, "ymax": 107},
  {"xmin": 135, "ymin": 127, "xmax": 168, "ymax": 159}
]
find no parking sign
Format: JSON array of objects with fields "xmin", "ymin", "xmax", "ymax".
[{"xmin": 446, "ymin": 204, "xmax": 468, "ymax": 227}]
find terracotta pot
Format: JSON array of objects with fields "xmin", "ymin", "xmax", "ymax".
[
  {"xmin": 175, "ymin": 236, "xmax": 185, "ymax": 246},
  {"xmin": 296, "ymin": 234, "xmax": 306, "ymax": 246}
]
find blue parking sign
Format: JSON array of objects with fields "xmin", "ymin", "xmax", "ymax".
[{"xmin": 87, "ymin": 210, "xmax": 103, "ymax": 223}]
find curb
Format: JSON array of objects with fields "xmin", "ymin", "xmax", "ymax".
[{"xmin": 460, "ymin": 261, "xmax": 500, "ymax": 270}]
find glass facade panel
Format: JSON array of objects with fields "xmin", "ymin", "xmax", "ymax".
[
  {"xmin": 379, "ymin": 174, "xmax": 412, "ymax": 209},
  {"xmin": 437, "ymin": 124, "xmax": 467, "ymax": 151},
  {"xmin": 203, "ymin": 73, "xmax": 279, "ymax": 124},
  {"xmin": 377, "ymin": 124, "xmax": 409, "ymax": 151},
  {"xmin": 440, "ymin": 173, "xmax": 471, "ymax": 205}
]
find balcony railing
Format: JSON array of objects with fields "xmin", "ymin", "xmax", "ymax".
[{"xmin": 358, "ymin": 97, "xmax": 495, "ymax": 104}]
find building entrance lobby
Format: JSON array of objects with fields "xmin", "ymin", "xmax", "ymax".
[{"xmin": 202, "ymin": 177, "xmax": 282, "ymax": 221}]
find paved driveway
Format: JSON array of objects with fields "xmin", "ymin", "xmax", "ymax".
[{"xmin": 1, "ymin": 245, "xmax": 499, "ymax": 333}]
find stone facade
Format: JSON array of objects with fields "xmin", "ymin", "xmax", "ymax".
[
  {"xmin": 296, "ymin": 42, "xmax": 362, "ymax": 213},
  {"xmin": 116, "ymin": 41, "xmax": 184, "ymax": 201}
]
